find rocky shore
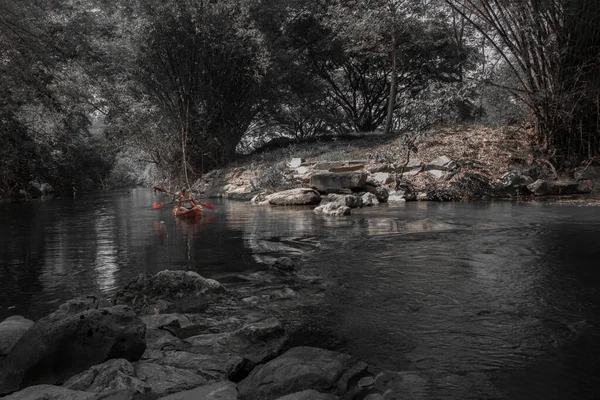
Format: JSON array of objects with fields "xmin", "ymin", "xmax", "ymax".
[
  {"xmin": 188, "ymin": 127, "xmax": 599, "ymax": 214},
  {"xmin": 0, "ymin": 261, "xmax": 422, "ymax": 400}
]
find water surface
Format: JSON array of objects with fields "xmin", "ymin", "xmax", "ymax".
[{"xmin": 1, "ymin": 189, "xmax": 599, "ymax": 399}]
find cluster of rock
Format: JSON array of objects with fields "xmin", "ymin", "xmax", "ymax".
[
  {"xmin": 248, "ymin": 156, "xmax": 594, "ymax": 215},
  {"xmin": 0, "ymin": 268, "xmax": 394, "ymax": 400}
]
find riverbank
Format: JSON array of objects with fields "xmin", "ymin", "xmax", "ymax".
[
  {"xmin": 0, "ymin": 260, "xmax": 408, "ymax": 399},
  {"xmin": 186, "ymin": 125, "xmax": 599, "ymax": 207}
]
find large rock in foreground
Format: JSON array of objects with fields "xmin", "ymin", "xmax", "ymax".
[
  {"xmin": 0, "ymin": 304, "xmax": 146, "ymax": 395},
  {"xmin": 237, "ymin": 346, "xmax": 365, "ymax": 400},
  {"xmin": 0, "ymin": 315, "xmax": 34, "ymax": 356},
  {"xmin": 2, "ymin": 384, "xmax": 94, "ymax": 400},
  {"xmin": 265, "ymin": 188, "xmax": 322, "ymax": 206}
]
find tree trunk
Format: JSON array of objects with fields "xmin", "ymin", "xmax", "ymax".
[{"xmin": 384, "ymin": 35, "xmax": 397, "ymax": 135}]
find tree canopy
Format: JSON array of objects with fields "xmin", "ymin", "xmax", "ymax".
[{"xmin": 1, "ymin": 0, "xmax": 598, "ymax": 199}]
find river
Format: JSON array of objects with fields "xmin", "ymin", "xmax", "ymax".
[{"xmin": 1, "ymin": 188, "xmax": 599, "ymax": 399}]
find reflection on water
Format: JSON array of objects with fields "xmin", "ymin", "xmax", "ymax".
[{"xmin": 2, "ymin": 192, "xmax": 600, "ymax": 398}]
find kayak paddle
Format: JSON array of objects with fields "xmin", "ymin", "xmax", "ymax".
[{"xmin": 152, "ymin": 186, "xmax": 216, "ymax": 210}]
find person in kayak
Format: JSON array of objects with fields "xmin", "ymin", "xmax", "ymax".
[{"xmin": 174, "ymin": 187, "xmax": 198, "ymax": 209}]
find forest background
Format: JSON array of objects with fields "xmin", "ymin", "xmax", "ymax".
[{"xmin": 1, "ymin": 0, "xmax": 599, "ymax": 200}]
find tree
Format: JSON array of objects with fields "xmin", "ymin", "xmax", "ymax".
[
  {"xmin": 127, "ymin": 0, "xmax": 271, "ymax": 180},
  {"xmin": 446, "ymin": 0, "xmax": 600, "ymax": 162}
]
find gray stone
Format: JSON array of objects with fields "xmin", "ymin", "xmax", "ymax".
[
  {"xmin": 426, "ymin": 169, "xmax": 449, "ymax": 180},
  {"xmin": 145, "ymin": 328, "xmax": 186, "ymax": 351},
  {"xmin": 140, "ymin": 314, "xmax": 192, "ymax": 330},
  {"xmin": 527, "ymin": 179, "xmax": 581, "ymax": 196},
  {"xmin": 363, "ymin": 185, "xmax": 389, "ymax": 203},
  {"xmin": 276, "ymin": 390, "xmax": 339, "ymax": 400},
  {"xmin": 313, "ymin": 203, "xmax": 351, "ymax": 216},
  {"xmin": 295, "ymin": 166, "xmax": 309, "ymax": 175},
  {"xmin": 134, "ymin": 362, "xmax": 207, "ymax": 396},
  {"xmin": 372, "ymin": 172, "xmax": 393, "ymax": 185},
  {"xmin": 2, "ymin": 384, "xmax": 94, "ymax": 400},
  {"xmin": 237, "ymin": 346, "xmax": 357, "ymax": 400},
  {"xmin": 0, "ymin": 305, "xmax": 146, "ymax": 395},
  {"xmin": 63, "ymin": 358, "xmax": 149, "ymax": 394},
  {"xmin": 577, "ymin": 165, "xmax": 600, "ymax": 180},
  {"xmin": 387, "ymin": 190, "xmax": 407, "ymax": 203},
  {"xmin": 329, "ymin": 165, "xmax": 364, "ymax": 173},
  {"xmin": 0, "ymin": 315, "xmax": 34, "ymax": 356},
  {"xmin": 143, "ymin": 349, "xmax": 244, "ymax": 382},
  {"xmin": 324, "ymin": 193, "xmax": 362, "ymax": 208},
  {"xmin": 358, "ymin": 376, "xmax": 375, "ymax": 387},
  {"xmin": 361, "ymin": 193, "xmax": 378, "ymax": 206},
  {"xmin": 313, "ymin": 162, "xmax": 345, "ymax": 170},
  {"xmin": 158, "ymin": 381, "xmax": 238, "ymax": 400},
  {"xmin": 310, "ymin": 172, "xmax": 367, "ymax": 191},
  {"xmin": 185, "ymin": 317, "xmax": 288, "ymax": 367},
  {"xmin": 426, "ymin": 155, "xmax": 456, "ymax": 171},
  {"xmin": 288, "ymin": 158, "xmax": 304, "ymax": 168},
  {"xmin": 266, "ymin": 189, "xmax": 322, "ymax": 206}
]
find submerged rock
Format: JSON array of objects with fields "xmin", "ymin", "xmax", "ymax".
[
  {"xmin": 113, "ymin": 270, "xmax": 225, "ymax": 313},
  {"xmin": 270, "ymin": 257, "xmax": 296, "ymax": 274},
  {"xmin": 313, "ymin": 202, "xmax": 351, "ymax": 216}
]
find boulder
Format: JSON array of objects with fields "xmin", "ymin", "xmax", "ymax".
[
  {"xmin": 158, "ymin": 381, "xmax": 238, "ymax": 400},
  {"xmin": 527, "ymin": 180, "xmax": 581, "ymax": 196},
  {"xmin": 323, "ymin": 193, "xmax": 362, "ymax": 208},
  {"xmin": 63, "ymin": 358, "xmax": 149, "ymax": 394},
  {"xmin": 250, "ymin": 193, "xmax": 269, "ymax": 205},
  {"xmin": 363, "ymin": 185, "xmax": 389, "ymax": 203},
  {"xmin": 142, "ymin": 349, "xmax": 244, "ymax": 382},
  {"xmin": 288, "ymin": 158, "xmax": 304, "ymax": 169},
  {"xmin": 310, "ymin": 172, "xmax": 367, "ymax": 192},
  {"xmin": 0, "ymin": 305, "xmax": 146, "ymax": 395},
  {"xmin": 576, "ymin": 165, "xmax": 600, "ymax": 180},
  {"xmin": 113, "ymin": 270, "xmax": 225, "ymax": 313},
  {"xmin": 145, "ymin": 328, "xmax": 187, "ymax": 351},
  {"xmin": 361, "ymin": 193, "xmax": 378, "ymax": 206},
  {"xmin": 185, "ymin": 317, "xmax": 288, "ymax": 368},
  {"xmin": 237, "ymin": 347, "xmax": 362, "ymax": 400},
  {"xmin": 426, "ymin": 155, "xmax": 456, "ymax": 171},
  {"xmin": 276, "ymin": 390, "xmax": 339, "ymax": 400},
  {"xmin": 133, "ymin": 362, "xmax": 207, "ymax": 396},
  {"xmin": 496, "ymin": 171, "xmax": 534, "ymax": 196},
  {"xmin": 140, "ymin": 314, "xmax": 192, "ymax": 330},
  {"xmin": 2, "ymin": 384, "xmax": 94, "ymax": 400},
  {"xmin": 265, "ymin": 189, "xmax": 322, "ymax": 206},
  {"xmin": 387, "ymin": 190, "xmax": 407, "ymax": 203},
  {"xmin": 0, "ymin": 315, "xmax": 34, "ymax": 356},
  {"xmin": 370, "ymin": 172, "xmax": 393, "ymax": 185},
  {"xmin": 398, "ymin": 156, "xmax": 423, "ymax": 176},
  {"xmin": 313, "ymin": 203, "xmax": 351, "ymax": 216}
]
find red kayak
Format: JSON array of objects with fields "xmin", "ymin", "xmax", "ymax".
[{"xmin": 172, "ymin": 204, "xmax": 203, "ymax": 217}]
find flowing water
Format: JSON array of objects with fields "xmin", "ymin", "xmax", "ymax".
[{"xmin": 1, "ymin": 188, "xmax": 600, "ymax": 399}]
